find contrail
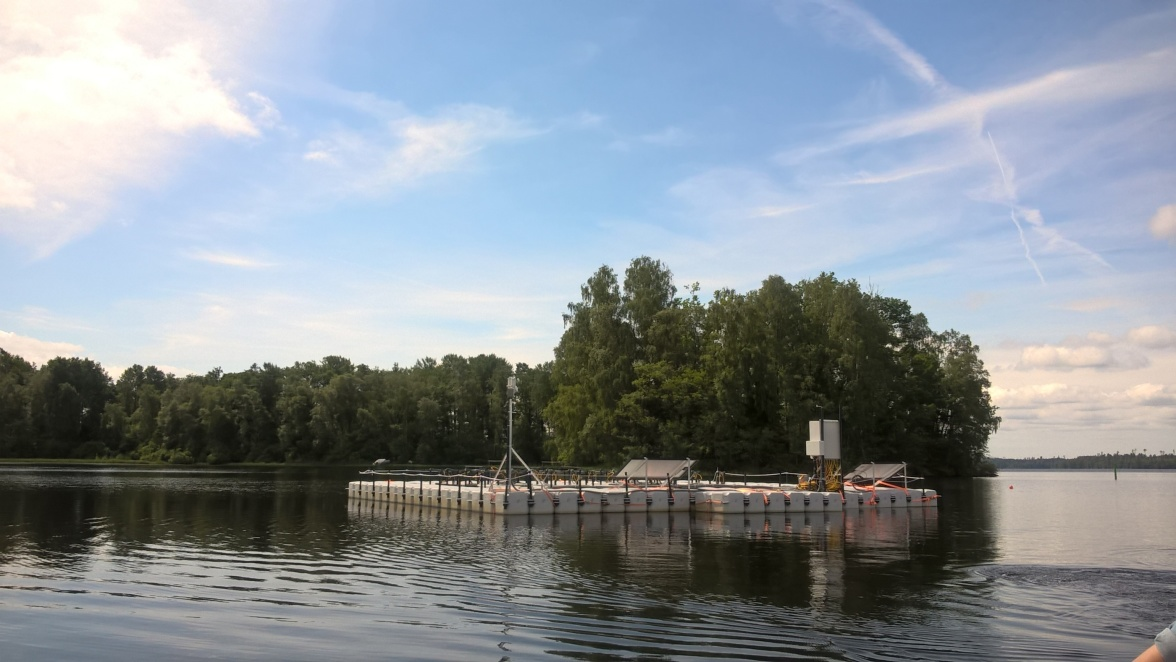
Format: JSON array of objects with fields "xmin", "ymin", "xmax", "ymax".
[{"xmin": 987, "ymin": 131, "xmax": 1045, "ymax": 284}]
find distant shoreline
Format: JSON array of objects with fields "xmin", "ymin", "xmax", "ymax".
[
  {"xmin": 991, "ymin": 455, "xmax": 1176, "ymax": 471},
  {"xmin": 994, "ymin": 466, "xmax": 1175, "ymax": 471}
]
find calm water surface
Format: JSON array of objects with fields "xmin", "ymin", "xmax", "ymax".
[{"xmin": 0, "ymin": 467, "xmax": 1173, "ymax": 660}]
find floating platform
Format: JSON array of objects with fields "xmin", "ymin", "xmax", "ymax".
[
  {"xmin": 348, "ymin": 498, "xmax": 939, "ymax": 543},
  {"xmin": 346, "ymin": 476, "xmax": 937, "ymax": 516}
]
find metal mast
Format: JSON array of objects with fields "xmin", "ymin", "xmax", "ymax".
[{"xmin": 506, "ymin": 376, "xmax": 517, "ymax": 492}]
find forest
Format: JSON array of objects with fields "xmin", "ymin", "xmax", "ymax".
[
  {"xmin": 0, "ymin": 257, "xmax": 1001, "ymax": 476},
  {"xmin": 992, "ymin": 453, "xmax": 1176, "ymax": 470}
]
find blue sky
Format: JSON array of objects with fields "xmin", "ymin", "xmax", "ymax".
[{"xmin": 2, "ymin": 0, "xmax": 1174, "ymax": 458}]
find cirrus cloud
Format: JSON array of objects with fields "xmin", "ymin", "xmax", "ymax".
[
  {"xmin": 186, "ymin": 249, "xmax": 276, "ymax": 269},
  {"xmin": 302, "ymin": 104, "xmax": 536, "ymax": 195},
  {"xmin": 784, "ymin": 48, "xmax": 1176, "ymax": 160}
]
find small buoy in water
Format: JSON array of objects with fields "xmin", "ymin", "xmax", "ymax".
[{"xmin": 1009, "ymin": 485, "xmax": 1014, "ymax": 490}]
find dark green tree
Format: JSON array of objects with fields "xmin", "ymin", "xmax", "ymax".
[
  {"xmin": 547, "ymin": 264, "xmax": 635, "ymax": 464},
  {"xmin": 28, "ymin": 357, "xmax": 114, "ymax": 457},
  {"xmin": 0, "ymin": 350, "xmax": 36, "ymax": 457}
]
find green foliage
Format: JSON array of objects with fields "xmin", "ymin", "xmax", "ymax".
[
  {"xmin": 547, "ymin": 259, "xmax": 1001, "ymax": 476},
  {"xmin": 28, "ymin": 357, "xmax": 114, "ymax": 457},
  {"xmin": 546, "ymin": 264, "xmax": 635, "ymax": 464},
  {"xmin": 0, "ymin": 349, "xmax": 36, "ymax": 457},
  {"xmin": 0, "ymin": 256, "xmax": 1001, "ymax": 475},
  {"xmin": 616, "ymin": 361, "xmax": 711, "ymax": 460},
  {"xmin": 0, "ymin": 349, "xmax": 539, "ymax": 467}
]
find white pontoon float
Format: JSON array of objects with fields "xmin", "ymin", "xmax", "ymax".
[{"xmin": 347, "ymin": 416, "xmax": 938, "ymax": 515}]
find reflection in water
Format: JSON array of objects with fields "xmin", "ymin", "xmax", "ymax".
[
  {"xmin": 347, "ymin": 500, "xmax": 973, "ymax": 660},
  {"xmin": 0, "ymin": 467, "xmax": 350, "ymax": 567},
  {"xmin": 349, "ymin": 500, "xmax": 943, "ymax": 618},
  {"xmin": 1, "ymin": 467, "xmax": 1170, "ymax": 661}
]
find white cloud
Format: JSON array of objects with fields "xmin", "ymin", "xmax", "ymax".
[
  {"xmin": 303, "ymin": 104, "xmax": 534, "ymax": 194},
  {"xmin": 0, "ymin": 152, "xmax": 36, "ymax": 208},
  {"xmin": 0, "ymin": 0, "xmax": 268, "ymax": 255},
  {"xmin": 1121, "ymin": 383, "xmax": 1176, "ymax": 407},
  {"xmin": 772, "ymin": 1, "xmax": 1131, "ymax": 288},
  {"xmin": 747, "ymin": 205, "xmax": 813, "ymax": 219},
  {"xmin": 885, "ymin": 49, "xmax": 1172, "ymax": 144},
  {"xmin": 669, "ymin": 169, "xmax": 809, "ymax": 224},
  {"xmin": 789, "ymin": 0, "xmax": 950, "ymax": 92},
  {"xmin": 187, "ymin": 250, "xmax": 276, "ymax": 269},
  {"xmin": 780, "ymin": 48, "xmax": 1176, "ymax": 163},
  {"xmin": 246, "ymin": 91, "xmax": 282, "ymax": 129},
  {"xmin": 659, "ymin": 163, "xmax": 958, "ymax": 285},
  {"xmin": 0, "ymin": 330, "xmax": 83, "ymax": 366},
  {"xmin": 990, "ymin": 383, "xmax": 1082, "ymax": 409},
  {"xmin": 1149, "ymin": 204, "xmax": 1176, "ymax": 244},
  {"xmin": 1019, "ymin": 345, "xmax": 1113, "ymax": 370},
  {"xmin": 1086, "ymin": 332, "xmax": 1114, "ymax": 346},
  {"xmin": 1026, "ymin": 207, "xmax": 1112, "ymax": 270},
  {"xmin": 1127, "ymin": 325, "xmax": 1176, "ymax": 349},
  {"xmin": 986, "ymin": 132, "xmax": 1045, "ymax": 283},
  {"xmin": 988, "ymin": 322, "xmax": 1176, "ymax": 455},
  {"xmin": 1017, "ymin": 343, "xmax": 1148, "ymax": 371},
  {"xmin": 302, "ymin": 149, "xmax": 337, "ymax": 165},
  {"xmin": 833, "ymin": 162, "xmax": 955, "ymax": 186},
  {"xmin": 991, "ymin": 381, "xmax": 1176, "ymax": 416}
]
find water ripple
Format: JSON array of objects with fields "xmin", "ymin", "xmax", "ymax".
[{"xmin": 3, "ymin": 470, "xmax": 1173, "ymax": 660}]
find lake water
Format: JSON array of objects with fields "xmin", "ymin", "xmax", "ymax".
[{"xmin": 1, "ymin": 467, "xmax": 1173, "ymax": 661}]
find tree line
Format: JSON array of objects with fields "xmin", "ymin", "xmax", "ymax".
[
  {"xmin": 0, "ymin": 352, "xmax": 550, "ymax": 466},
  {"xmin": 0, "ymin": 257, "xmax": 1000, "ymax": 475},
  {"xmin": 992, "ymin": 453, "xmax": 1176, "ymax": 470}
]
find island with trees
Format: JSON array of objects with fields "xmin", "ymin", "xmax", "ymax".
[{"xmin": 0, "ymin": 257, "xmax": 1001, "ymax": 476}]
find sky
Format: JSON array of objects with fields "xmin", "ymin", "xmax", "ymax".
[{"xmin": 1, "ymin": 0, "xmax": 1174, "ymax": 459}]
